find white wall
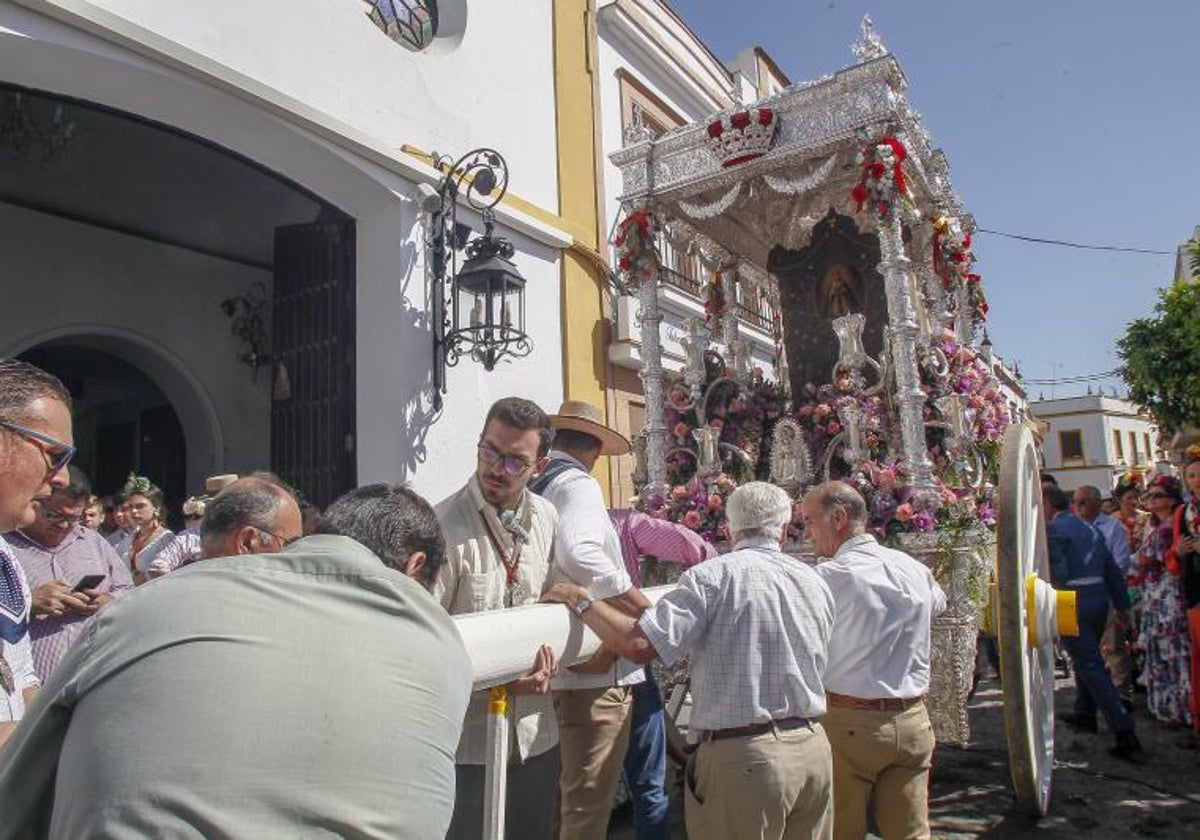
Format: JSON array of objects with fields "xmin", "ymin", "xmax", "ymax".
[
  {"xmin": 0, "ymin": 203, "xmax": 270, "ymax": 488},
  {"xmin": 14, "ymin": 0, "xmax": 561, "ymax": 212},
  {"xmin": 0, "ymin": 2, "xmax": 568, "ymax": 506}
]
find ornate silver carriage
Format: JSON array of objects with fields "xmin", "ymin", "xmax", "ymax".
[{"xmin": 612, "ymin": 19, "xmax": 1075, "ymax": 816}]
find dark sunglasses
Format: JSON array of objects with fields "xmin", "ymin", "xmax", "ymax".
[
  {"xmin": 477, "ymin": 441, "xmax": 533, "ymax": 477},
  {"xmin": 0, "ymin": 421, "xmax": 75, "ymax": 473}
]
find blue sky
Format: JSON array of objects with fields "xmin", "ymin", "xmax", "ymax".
[{"xmin": 673, "ymin": 0, "xmax": 1198, "ymax": 399}]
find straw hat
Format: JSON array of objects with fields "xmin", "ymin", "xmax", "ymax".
[
  {"xmin": 550, "ymin": 400, "xmax": 631, "ymax": 457},
  {"xmin": 205, "ymin": 474, "xmax": 240, "ymax": 494}
]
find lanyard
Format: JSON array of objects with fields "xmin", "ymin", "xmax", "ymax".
[{"xmin": 480, "ymin": 510, "xmax": 523, "ymax": 584}]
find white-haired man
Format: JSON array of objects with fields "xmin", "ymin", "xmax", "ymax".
[
  {"xmin": 801, "ymin": 481, "xmax": 947, "ymax": 840},
  {"xmin": 544, "ymin": 481, "xmax": 835, "ymax": 840}
]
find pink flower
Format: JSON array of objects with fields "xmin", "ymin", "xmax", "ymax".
[
  {"xmin": 671, "ymin": 485, "xmax": 690, "ymax": 501},
  {"xmin": 707, "ymin": 494, "xmax": 724, "ymax": 511},
  {"xmin": 827, "ymin": 420, "xmax": 842, "ymax": 435},
  {"xmin": 674, "ymin": 422, "xmax": 690, "ymax": 440},
  {"xmin": 709, "ymin": 417, "xmax": 725, "ymax": 430},
  {"xmin": 683, "ymin": 510, "xmax": 703, "ymax": 529},
  {"xmin": 814, "ymin": 404, "xmax": 831, "ymax": 420},
  {"xmin": 895, "ymin": 503, "xmax": 915, "ymax": 522}
]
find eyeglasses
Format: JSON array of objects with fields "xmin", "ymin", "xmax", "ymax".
[
  {"xmin": 256, "ymin": 527, "xmax": 301, "ymax": 549},
  {"xmin": 41, "ymin": 508, "xmax": 86, "ymax": 526},
  {"xmin": 477, "ymin": 441, "xmax": 533, "ymax": 477},
  {"xmin": 0, "ymin": 421, "xmax": 75, "ymax": 474}
]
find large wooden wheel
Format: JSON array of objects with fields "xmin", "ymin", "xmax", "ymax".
[{"xmin": 995, "ymin": 423, "xmax": 1074, "ymax": 816}]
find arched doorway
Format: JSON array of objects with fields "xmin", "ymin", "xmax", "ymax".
[
  {"xmin": 18, "ymin": 343, "xmax": 187, "ymax": 526},
  {"xmin": 0, "ymin": 82, "xmax": 358, "ymax": 507}
]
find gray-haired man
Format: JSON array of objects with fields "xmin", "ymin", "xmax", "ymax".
[
  {"xmin": 198, "ymin": 475, "xmax": 304, "ymax": 560},
  {"xmin": 544, "ymin": 481, "xmax": 836, "ymax": 840}
]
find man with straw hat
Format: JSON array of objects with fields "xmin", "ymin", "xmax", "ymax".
[{"xmin": 529, "ymin": 400, "xmax": 651, "ymax": 840}]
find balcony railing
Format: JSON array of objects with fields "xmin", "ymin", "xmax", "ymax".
[{"xmin": 658, "ymin": 268, "xmax": 776, "ymax": 334}]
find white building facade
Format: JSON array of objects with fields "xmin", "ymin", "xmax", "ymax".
[
  {"xmin": 1032, "ymin": 394, "xmax": 1168, "ymax": 493},
  {"xmin": 0, "ymin": 0, "xmax": 575, "ymax": 511}
]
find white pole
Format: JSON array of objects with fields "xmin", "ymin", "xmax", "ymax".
[{"xmin": 482, "ymin": 685, "xmax": 509, "ymax": 840}]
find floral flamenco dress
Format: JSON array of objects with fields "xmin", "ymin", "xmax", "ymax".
[{"xmin": 1132, "ymin": 520, "xmax": 1193, "ymax": 725}]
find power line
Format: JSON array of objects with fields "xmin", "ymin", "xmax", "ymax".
[
  {"xmin": 975, "ymin": 228, "xmax": 1172, "ymax": 255},
  {"xmin": 1022, "ymin": 368, "xmax": 1121, "ymax": 385}
]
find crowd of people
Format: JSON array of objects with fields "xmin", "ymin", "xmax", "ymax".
[
  {"xmin": 1044, "ymin": 454, "xmax": 1200, "ymax": 759},
  {"xmin": 5, "ymin": 354, "xmax": 1194, "ymax": 838}
]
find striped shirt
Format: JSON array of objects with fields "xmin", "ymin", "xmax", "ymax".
[
  {"xmin": 608, "ymin": 509, "xmax": 716, "ymax": 585},
  {"xmin": 7, "ymin": 526, "xmax": 134, "ymax": 680}
]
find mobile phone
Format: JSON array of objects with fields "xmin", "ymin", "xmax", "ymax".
[{"xmin": 72, "ymin": 574, "xmax": 106, "ymax": 592}]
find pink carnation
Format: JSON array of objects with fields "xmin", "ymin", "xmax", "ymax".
[
  {"xmin": 707, "ymin": 494, "xmax": 724, "ymax": 511},
  {"xmin": 895, "ymin": 503, "xmax": 915, "ymax": 522},
  {"xmin": 683, "ymin": 510, "xmax": 704, "ymax": 529}
]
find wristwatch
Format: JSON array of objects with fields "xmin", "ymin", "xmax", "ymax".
[{"xmin": 573, "ymin": 594, "xmax": 595, "ymax": 616}]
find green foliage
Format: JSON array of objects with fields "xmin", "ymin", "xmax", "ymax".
[{"xmin": 1117, "ymin": 277, "xmax": 1200, "ymax": 433}]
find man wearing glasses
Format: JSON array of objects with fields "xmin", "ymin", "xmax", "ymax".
[
  {"xmin": 0, "ymin": 358, "xmax": 74, "ymax": 750},
  {"xmin": 434, "ymin": 397, "xmax": 562, "ymax": 840},
  {"xmin": 6, "ymin": 465, "xmax": 133, "ymax": 681},
  {"xmin": 1043, "ymin": 482, "xmax": 1142, "ymax": 760},
  {"xmin": 197, "ymin": 474, "xmax": 304, "ymax": 561}
]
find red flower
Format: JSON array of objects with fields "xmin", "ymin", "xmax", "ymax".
[
  {"xmin": 851, "ymin": 183, "xmax": 868, "ymax": 208},
  {"xmin": 758, "ymin": 107, "xmax": 774, "ymax": 126},
  {"xmin": 707, "ymin": 120, "xmax": 724, "ymax": 138},
  {"xmin": 869, "ymin": 162, "xmax": 885, "ymax": 180},
  {"xmin": 619, "ymin": 257, "xmax": 630, "ymax": 270},
  {"xmin": 882, "ymin": 136, "xmax": 907, "ymax": 163},
  {"xmin": 614, "ymin": 234, "xmax": 624, "ymax": 246},
  {"xmin": 730, "ymin": 111, "xmax": 751, "ymax": 129}
]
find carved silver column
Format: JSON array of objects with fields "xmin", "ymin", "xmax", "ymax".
[
  {"xmin": 878, "ymin": 213, "xmax": 934, "ymax": 488},
  {"xmin": 638, "ymin": 269, "xmax": 669, "ymax": 499}
]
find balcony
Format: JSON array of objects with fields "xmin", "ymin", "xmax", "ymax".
[{"xmin": 658, "ymin": 267, "xmax": 775, "ymax": 333}]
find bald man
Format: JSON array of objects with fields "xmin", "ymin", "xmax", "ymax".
[{"xmin": 198, "ymin": 476, "xmax": 304, "ymax": 561}]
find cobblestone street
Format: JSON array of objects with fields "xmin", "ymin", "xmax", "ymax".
[{"xmin": 611, "ymin": 674, "xmax": 1200, "ymax": 839}]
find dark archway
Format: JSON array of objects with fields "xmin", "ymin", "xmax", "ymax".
[{"xmin": 18, "ymin": 343, "xmax": 187, "ymax": 527}]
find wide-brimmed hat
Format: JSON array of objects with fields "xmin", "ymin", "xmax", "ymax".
[
  {"xmin": 205, "ymin": 474, "xmax": 239, "ymax": 494},
  {"xmin": 550, "ymin": 400, "xmax": 631, "ymax": 457}
]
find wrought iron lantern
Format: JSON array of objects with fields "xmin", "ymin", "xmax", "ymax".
[{"xmin": 429, "ymin": 148, "xmax": 531, "ymax": 409}]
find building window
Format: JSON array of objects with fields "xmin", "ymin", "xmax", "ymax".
[
  {"xmin": 1059, "ymin": 429, "xmax": 1084, "ymax": 462},
  {"xmin": 1129, "ymin": 430, "xmax": 1139, "ymax": 465},
  {"xmin": 1112, "ymin": 429, "xmax": 1123, "ymax": 461},
  {"xmin": 364, "ymin": 1, "xmax": 438, "ymax": 51}
]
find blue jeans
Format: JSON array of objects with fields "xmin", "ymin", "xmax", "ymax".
[
  {"xmin": 622, "ymin": 667, "xmax": 670, "ymax": 840},
  {"xmin": 1063, "ymin": 584, "xmax": 1135, "ymax": 734}
]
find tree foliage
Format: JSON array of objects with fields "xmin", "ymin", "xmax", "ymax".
[{"xmin": 1117, "ymin": 255, "xmax": 1200, "ymax": 433}]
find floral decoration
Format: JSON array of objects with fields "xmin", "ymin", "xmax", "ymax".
[
  {"xmin": 851, "ymin": 133, "xmax": 910, "ymax": 219},
  {"xmin": 931, "ymin": 216, "xmax": 988, "ymax": 324},
  {"xmin": 613, "ymin": 208, "xmax": 660, "ymax": 285}
]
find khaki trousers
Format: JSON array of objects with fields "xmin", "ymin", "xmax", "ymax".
[
  {"xmin": 684, "ymin": 721, "xmax": 833, "ymax": 840},
  {"xmin": 823, "ymin": 703, "xmax": 935, "ymax": 840},
  {"xmin": 553, "ymin": 685, "xmax": 633, "ymax": 840}
]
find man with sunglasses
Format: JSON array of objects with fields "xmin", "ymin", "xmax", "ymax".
[
  {"xmin": 0, "ymin": 359, "xmax": 73, "ymax": 749},
  {"xmin": 434, "ymin": 397, "xmax": 562, "ymax": 840},
  {"xmin": 198, "ymin": 474, "xmax": 304, "ymax": 561},
  {"xmin": 1044, "ymin": 482, "xmax": 1142, "ymax": 760},
  {"xmin": 6, "ymin": 466, "xmax": 133, "ymax": 681}
]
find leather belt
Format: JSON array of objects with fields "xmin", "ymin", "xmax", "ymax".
[
  {"xmin": 827, "ymin": 692, "xmax": 925, "ymax": 712},
  {"xmin": 703, "ymin": 716, "xmax": 810, "ymax": 742}
]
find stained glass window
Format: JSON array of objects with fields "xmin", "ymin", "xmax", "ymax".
[{"xmin": 363, "ymin": 1, "xmax": 438, "ymax": 52}]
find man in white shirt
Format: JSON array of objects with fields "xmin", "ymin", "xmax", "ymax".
[
  {"xmin": 528, "ymin": 400, "xmax": 649, "ymax": 840},
  {"xmin": 802, "ymin": 481, "xmax": 947, "ymax": 840},
  {"xmin": 433, "ymin": 397, "xmax": 561, "ymax": 840},
  {"xmin": 0, "ymin": 359, "xmax": 74, "ymax": 749},
  {"xmin": 544, "ymin": 482, "xmax": 836, "ymax": 840}
]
